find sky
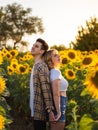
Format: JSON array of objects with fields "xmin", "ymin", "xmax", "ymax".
[{"xmin": 0, "ymin": 0, "xmax": 98, "ymax": 49}]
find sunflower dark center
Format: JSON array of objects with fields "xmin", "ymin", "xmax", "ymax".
[
  {"xmin": 62, "ymin": 58, "xmax": 68, "ymax": 64},
  {"xmin": 68, "ymin": 71, "xmax": 74, "ymax": 76},
  {"xmin": 20, "ymin": 67, "xmax": 25, "ymax": 72},
  {"xmin": 68, "ymin": 52, "xmax": 75, "ymax": 59},
  {"xmin": 11, "ymin": 52, "xmax": 15, "ymax": 56},
  {"xmin": 91, "ymin": 71, "xmax": 98, "ymax": 88},
  {"xmin": 9, "ymin": 68, "xmax": 12, "ymax": 72},
  {"xmin": 13, "ymin": 64, "xmax": 17, "ymax": 68},
  {"xmin": 83, "ymin": 57, "xmax": 92, "ymax": 65},
  {"xmin": 7, "ymin": 54, "xmax": 10, "ymax": 58}
]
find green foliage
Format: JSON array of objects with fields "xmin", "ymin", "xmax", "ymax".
[
  {"xmin": 60, "ymin": 62, "xmax": 98, "ymax": 130},
  {"xmin": 1, "ymin": 48, "xmax": 98, "ymax": 129},
  {"xmin": 50, "ymin": 44, "xmax": 66, "ymax": 51},
  {"xmin": 70, "ymin": 17, "xmax": 98, "ymax": 51},
  {"xmin": 0, "ymin": 84, "xmax": 12, "ymax": 129},
  {"xmin": 0, "ymin": 3, "xmax": 44, "ymax": 50},
  {"xmin": 79, "ymin": 114, "xmax": 94, "ymax": 130},
  {"xmin": 66, "ymin": 100, "xmax": 79, "ymax": 130},
  {"xmin": 79, "ymin": 114, "xmax": 98, "ymax": 130},
  {"xmin": 7, "ymin": 72, "xmax": 31, "ymax": 115},
  {"xmin": 0, "ymin": 49, "xmax": 34, "ymax": 128},
  {"xmin": 89, "ymin": 99, "xmax": 98, "ymax": 118}
]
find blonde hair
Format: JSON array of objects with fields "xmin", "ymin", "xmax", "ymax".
[{"xmin": 44, "ymin": 49, "xmax": 56, "ymax": 70}]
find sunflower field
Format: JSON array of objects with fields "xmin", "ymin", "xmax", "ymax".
[{"xmin": 0, "ymin": 48, "xmax": 98, "ymax": 130}]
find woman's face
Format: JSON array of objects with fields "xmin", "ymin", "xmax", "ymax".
[{"xmin": 51, "ymin": 50, "xmax": 60, "ymax": 67}]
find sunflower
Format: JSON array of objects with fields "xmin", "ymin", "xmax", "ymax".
[
  {"xmin": 10, "ymin": 49, "xmax": 19, "ymax": 57},
  {"xmin": 94, "ymin": 49, "xmax": 98, "ymax": 54},
  {"xmin": 18, "ymin": 64, "xmax": 27, "ymax": 74},
  {"xmin": 67, "ymin": 49, "xmax": 77, "ymax": 61},
  {"xmin": 0, "ymin": 77, "xmax": 6, "ymax": 94},
  {"xmin": 19, "ymin": 57, "xmax": 24, "ymax": 62},
  {"xmin": 23, "ymin": 63, "xmax": 30, "ymax": 73},
  {"xmin": 23, "ymin": 63, "xmax": 29, "ymax": 69},
  {"xmin": 65, "ymin": 69, "xmax": 76, "ymax": 80},
  {"xmin": 0, "ymin": 52, "xmax": 4, "ymax": 58},
  {"xmin": 1, "ymin": 48, "xmax": 9, "ymax": 57},
  {"xmin": 76, "ymin": 50, "xmax": 84, "ymax": 62},
  {"xmin": 23, "ymin": 53, "xmax": 33, "ymax": 61},
  {"xmin": 68, "ymin": 99, "xmax": 77, "ymax": 108},
  {"xmin": 7, "ymin": 66, "xmax": 14, "ymax": 75},
  {"xmin": 84, "ymin": 70, "xmax": 98, "ymax": 99},
  {"xmin": 62, "ymin": 57, "xmax": 68, "ymax": 64},
  {"xmin": 0, "ymin": 54, "xmax": 3, "ymax": 64},
  {"xmin": 0, "ymin": 115, "xmax": 5, "ymax": 130},
  {"xmin": 88, "ymin": 51, "xmax": 94, "ymax": 55},
  {"xmin": 59, "ymin": 50, "xmax": 68, "ymax": 56},
  {"xmin": 10, "ymin": 61, "xmax": 18, "ymax": 70},
  {"xmin": 6, "ymin": 52, "xmax": 12, "ymax": 60},
  {"xmin": 29, "ymin": 67, "xmax": 32, "ymax": 72},
  {"xmin": 81, "ymin": 51, "xmax": 89, "ymax": 56},
  {"xmin": 81, "ymin": 55, "xmax": 96, "ymax": 68}
]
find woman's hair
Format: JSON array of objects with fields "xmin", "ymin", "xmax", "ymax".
[{"xmin": 44, "ymin": 49, "xmax": 56, "ymax": 69}]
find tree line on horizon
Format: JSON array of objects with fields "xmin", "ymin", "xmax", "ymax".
[{"xmin": 0, "ymin": 3, "xmax": 98, "ymax": 51}]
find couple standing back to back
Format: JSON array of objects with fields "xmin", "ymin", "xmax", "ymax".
[{"xmin": 30, "ymin": 38, "xmax": 68, "ymax": 130}]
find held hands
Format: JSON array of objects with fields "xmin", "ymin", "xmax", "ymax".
[
  {"xmin": 49, "ymin": 111, "xmax": 61, "ymax": 122},
  {"xmin": 54, "ymin": 111, "xmax": 61, "ymax": 121}
]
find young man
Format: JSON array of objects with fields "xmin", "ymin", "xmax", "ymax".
[{"xmin": 30, "ymin": 38, "xmax": 54, "ymax": 130}]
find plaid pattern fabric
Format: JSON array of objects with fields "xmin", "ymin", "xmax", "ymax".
[{"xmin": 33, "ymin": 61, "xmax": 53, "ymax": 120}]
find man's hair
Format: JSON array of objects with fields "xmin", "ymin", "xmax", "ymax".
[{"xmin": 36, "ymin": 38, "xmax": 49, "ymax": 56}]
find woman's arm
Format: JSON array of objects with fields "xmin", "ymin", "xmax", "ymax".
[{"xmin": 52, "ymin": 79, "xmax": 61, "ymax": 120}]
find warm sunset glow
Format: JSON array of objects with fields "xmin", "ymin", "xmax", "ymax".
[{"xmin": 0, "ymin": 0, "xmax": 98, "ymax": 49}]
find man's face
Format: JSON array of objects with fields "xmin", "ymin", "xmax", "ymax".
[{"xmin": 31, "ymin": 41, "xmax": 44, "ymax": 56}]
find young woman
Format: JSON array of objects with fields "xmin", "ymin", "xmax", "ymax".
[{"xmin": 44, "ymin": 49, "xmax": 68, "ymax": 130}]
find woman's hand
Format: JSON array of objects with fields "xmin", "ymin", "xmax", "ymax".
[{"xmin": 54, "ymin": 111, "xmax": 61, "ymax": 121}]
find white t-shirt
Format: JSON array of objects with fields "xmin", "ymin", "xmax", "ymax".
[
  {"xmin": 50, "ymin": 69, "xmax": 68, "ymax": 91},
  {"xmin": 30, "ymin": 67, "xmax": 34, "ymax": 117}
]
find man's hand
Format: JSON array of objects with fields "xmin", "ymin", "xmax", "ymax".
[
  {"xmin": 49, "ymin": 111, "xmax": 61, "ymax": 122},
  {"xmin": 49, "ymin": 111, "xmax": 55, "ymax": 121}
]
